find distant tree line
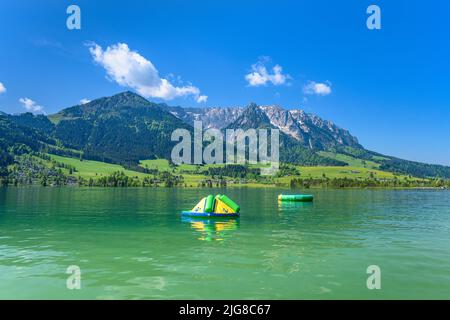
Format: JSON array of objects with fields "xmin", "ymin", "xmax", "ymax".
[
  {"xmin": 380, "ymin": 158, "xmax": 450, "ymax": 179},
  {"xmin": 288, "ymin": 177, "xmax": 450, "ymax": 189},
  {"xmin": 206, "ymin": 165, "xmax": 260, "ymax": 179}
]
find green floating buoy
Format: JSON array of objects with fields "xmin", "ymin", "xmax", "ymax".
[{"xmin": 278, "ymin": 194, "xmax": 314, "ymax": 202}]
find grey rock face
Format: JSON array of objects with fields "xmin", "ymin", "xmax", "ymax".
[
  {"xmin": 164, "ymin": 103, "xmax": 361, "ymax": 150},
  {"xmin": 162, "ymin": 105, "xmax": 244, "ymax": 129}
]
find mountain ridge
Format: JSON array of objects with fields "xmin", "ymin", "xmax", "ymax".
[
  {"xmin": 2, "ymin": 91, "xmax": 450, "ymax": 179},
  {"xmin": 161, "ymin": 102, "xmax": 361, "ymax": 151}
]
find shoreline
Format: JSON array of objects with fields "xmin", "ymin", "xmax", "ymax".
[{"xmin": 1, "ymin": 184, "xmax": 448, "ymax": 190}]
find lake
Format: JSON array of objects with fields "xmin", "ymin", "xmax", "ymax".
[{"xmin": 0, "ymin": 187, "xmax": 449, "ymax": 299}]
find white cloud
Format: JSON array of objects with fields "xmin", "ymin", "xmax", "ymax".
[
  {"xmin": 80, "ymin": 98, "xmax": 91, "ymax": 104},
  {"xmin": 0, "ymin": 82, "xmax": 6, "ymax": 94},
  {"xmin": 19, "ymin": 98, "xmax": 44, "ymax": 114},
  {"xmin": 245, "ymin": 58, "xmax": 290, "ymax": 87},
  {"xmin": 88, "ymin": 42, "xmax": 207, "ymax": 103},
  {"xmin": 196, "ymin": 95, "xmax": 208, "ymax": 103},
  {"xmin": 303, "ymin": 81, "xmax": 332, "ymax": 96}
]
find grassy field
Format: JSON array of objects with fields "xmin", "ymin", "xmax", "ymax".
[
  {"xmin": 139, "ymin": 159, "xmax": 236, "ymax": 172},
  {"xmin": 47, "ymin": 156, "xmax": 215, "ymax": 186},
  {"xmin": 295, "ymin": 166, "xmax": 406, "ymax": 179},
  {"xmin": 44, "ymin": 154, "xmax": 420, "ymax": 187},
  {"xmin": 318, "ymin": 151, "xmax": 380, "ymax": 169},
  {"xmin": 139, "ymin": 159, "xmax": 173, "ymax": 171},
  {"xmin": 48, "ymin": 154, "xmax": 150, "ymax": 179}
]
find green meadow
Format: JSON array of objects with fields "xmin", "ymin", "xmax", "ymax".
[
  {"xmin": 317, "ymin": 151, "xmax": 381, "ymax": 169},
  {"xmin": 48, "ymin": 154, "xmax": 149, "ymax": 179},
  {"xmin": 40, "ymin": 154, "xmax": 422, "ymax": 188}
]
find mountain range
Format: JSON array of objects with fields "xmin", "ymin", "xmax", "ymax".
[
  {"xmin": 162, "ymin": 103, "xmax": 361, "ymax": 150},
  {"xmin": 1, "ymin": 91, "xmax": 450, "ymax": 179}
]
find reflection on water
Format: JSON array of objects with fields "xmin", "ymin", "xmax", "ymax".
[
  {"xmin": 1, "ymin": 187, "xmax": 450, "ymax": 299},
  {"xmin": 182, "ymin": 217, "xmax": 240, "ymax": 241},
  {"xmin": 277, "ymin": 201, "xmax": 313, "ymax": 213}
]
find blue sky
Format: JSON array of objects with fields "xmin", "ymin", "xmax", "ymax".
[{"xmin": 0, "ymin": 0, "xmax": 449, "ymax": 165}]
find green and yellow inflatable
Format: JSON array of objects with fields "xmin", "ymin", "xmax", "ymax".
[{"xmin": 182, "ymin": 194, "xmax": 240, "ymax": 217}]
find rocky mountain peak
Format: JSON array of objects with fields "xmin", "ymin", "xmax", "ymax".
[
  {"xmin": 164, "ymin": 101, "xmax": 362, "ymax": 151},
  {"xmin": 160, "ymin": 104, "xmax": 244, "ymax": 129}
]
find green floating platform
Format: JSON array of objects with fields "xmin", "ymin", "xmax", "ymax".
[
  {"xmin": 182, "ymin": 194, "xmax": 240, "ymax": 218},
  {"xmin": 278, "ymin": 194, "xmax": 314, "ymax": 202}
]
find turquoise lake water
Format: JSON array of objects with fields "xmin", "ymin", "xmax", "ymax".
[{"xmin": 0, "ymin": 187, "xmax": 449, "ymax": 299}]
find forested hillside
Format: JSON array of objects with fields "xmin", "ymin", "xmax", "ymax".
[{"xmin": 1, "ymin": 91, "xmax": 450, "ymax": 181}]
